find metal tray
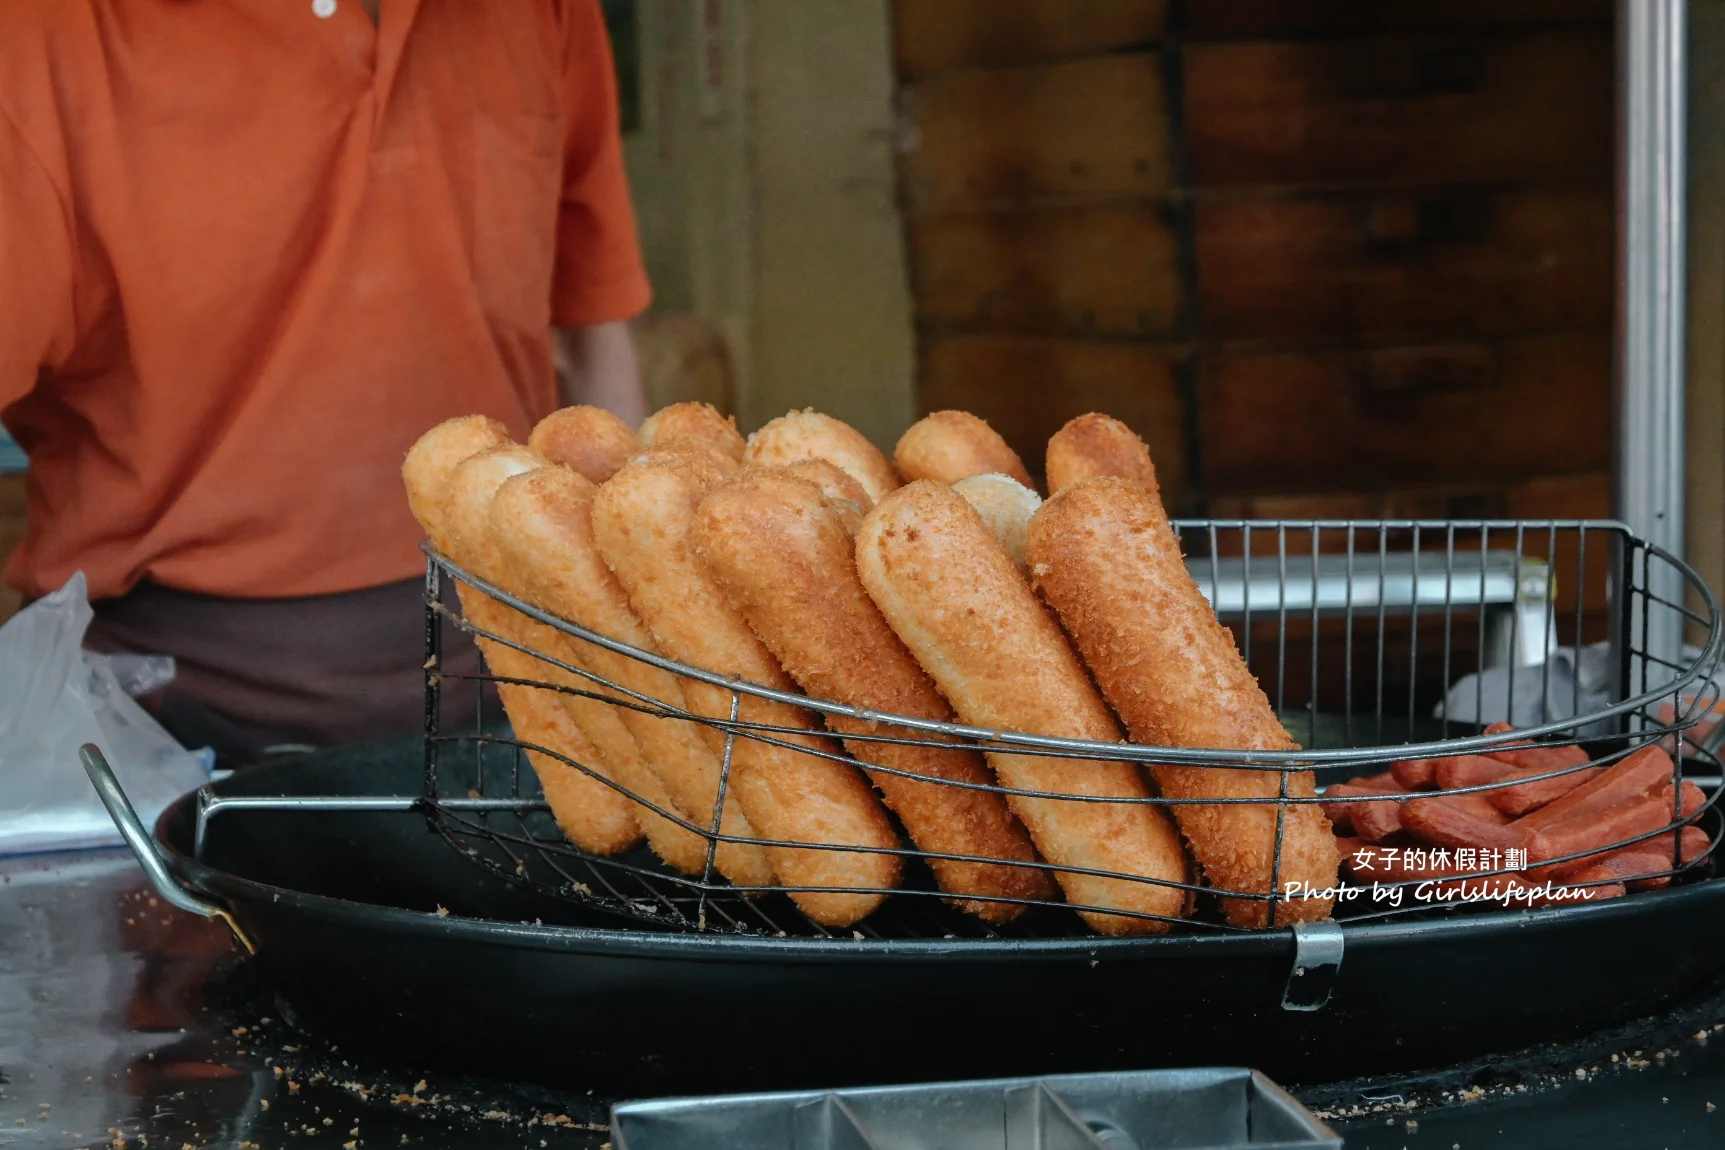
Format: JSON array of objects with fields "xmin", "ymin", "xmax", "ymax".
[
  {"xmin": 83, "ymin": 740, "xmax": 1725, "ymax": 1097},
  {"xmin": 609, "ymin": 1069, "xmax": 1340, "ymax": 1150}
]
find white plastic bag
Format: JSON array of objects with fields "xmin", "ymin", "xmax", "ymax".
[
  {"xmin": 1435, "ymin": 640, "xmax": 1725, "ymax": 745},
  {"xmin": 0, "ymin": 572, "xmax": 210, "ymax": 855},
  {"xmin": 1434, "ymin": 642, "xmax": 1615, "ymax": 735}
]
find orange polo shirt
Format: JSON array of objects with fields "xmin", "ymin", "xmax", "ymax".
[{"xmin": 0, "ymin": 0, "xmax": 650, "ymax": 602}]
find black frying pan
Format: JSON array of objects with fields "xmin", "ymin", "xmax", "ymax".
[{"xmin": 82, "ymin": 738, "xmax": 1725, "ymax": 1097}]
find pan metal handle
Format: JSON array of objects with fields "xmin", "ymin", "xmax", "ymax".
[
  {"xmin": 1282, "ymin": 921, "xmax": 1344, "ymax": 1011},
  {"xmin": 80, "ymin": 743, "xmax": 256, "ymax": 954}
]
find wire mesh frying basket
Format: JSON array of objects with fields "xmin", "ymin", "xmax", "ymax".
[{"xmin": 418, "ymin": 519, "xmax": 1725, "ymax": 940}]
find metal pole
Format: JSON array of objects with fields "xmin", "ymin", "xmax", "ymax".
[{"xmin": 1617, "ymin": 0, "xmax": 1688, "ymax": 695}]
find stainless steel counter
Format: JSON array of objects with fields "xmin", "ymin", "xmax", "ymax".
[{"xmin": 0, "ymin": 851, "xmax": 611, "ymax": 1150}]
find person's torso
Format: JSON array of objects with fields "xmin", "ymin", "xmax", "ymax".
[{"xmin": 1, "ymin": 0, "xmax": 578, "ymax": 600}]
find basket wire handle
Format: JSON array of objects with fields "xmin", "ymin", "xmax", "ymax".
[{"xmin": 80, "ymin": 743, "xmax": 256, "ymax": 954}]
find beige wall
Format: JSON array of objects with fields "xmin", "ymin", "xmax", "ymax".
[
  {"xmin": 746, "ymin": 0, "xmax": 917, "ymax": 447},
  {"xmin": 621, "ymin": 0, "xmax": 916, "ymax": 450}
]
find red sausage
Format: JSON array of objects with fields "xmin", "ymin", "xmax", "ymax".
[
  {"xmin": 1525, "ymin": 790, "xmax": 1675, "ymax": 879},
  {"xmin": 1433, "ymin": 754, "xmax": 1517, "ymax": 793},
  {"xmin": 1400, "ymin": 800, "xmax": 1529, "ymax": 853},
  {"xmin": 1410, "ymin": 790, "xmax": 1512, "ymax": 827},
  {"xmin": 1513, "ymin": 744, "xmax": 1677, "ymax": 833},
  {"xmin": 1483, "ymin": 742, "xmax": 1599, "ymax": 817},
  {"xmin": 1391, "ymin": 757, "xmax": 1438, "ymax": 790},
  {"xmin": 1321, "ymin": 777, "xmax": 1404, "ymax": 835}
]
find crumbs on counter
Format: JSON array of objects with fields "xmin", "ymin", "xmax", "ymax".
[
  {"xmin": 229, "ymin": 1013, "xmax": 610, "ymax": 1139},
  {"xmin": 1312, "ymin": 1021, "xmax": 1725, "ymax": 1123}
]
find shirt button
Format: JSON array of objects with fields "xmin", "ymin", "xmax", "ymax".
[{"xmin": 312, "ymin": 0, "xmax": 337, "ymax": 17}]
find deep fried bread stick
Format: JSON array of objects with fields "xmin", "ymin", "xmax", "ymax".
[
  {"xmin": 894, "ymin": 410, "xmax": 1035, "ymax": 489},
  {"xmin": 1045, "ymin": 413, "xmax": 1161, "ymax": 499},
  {"xmin": 952, "ymin": 473, "xmax": 1042, "ymax": 574},
  {"xmin": 767, "ymin": 459, "xmax": 874, "ymax": 535},
  {"xmin": 592, "ymin": 450, "xmax": 902, "ymax": 926},
  {"xmin": 444, "ymin": 447, "xmax": 699, "ymax": 861},
  {"xmin": 1026, "ymin": 477, "xmax": 1338, "ymax": 926},
  {"xmin": 743, "ymin": 409, "xmax": 902, "ymax": 503},
  {"xmin": 489, "ymin": 465, "xmax": 776, "ymax": 887},
  {"xmin": 695, "ymin": 469, "xmax": 1055, "ymax": 922},
  {"xmin": 639, "ymin": 402, "xmax": 746, "ymax": 461},
  {"xmin": 855, "ymin": 480, "xmax": 1191, "ymax": 935},
  {"xmin": 401, "ymin": 429, "xmax": 641, "ymax": 855},
  {"xmin": 402, "ymin": 415, "xmax": 510, "ymax": 547},
  {"xmin": 528, "ymin": 406, "xmax": 639, "ymax": 485}
]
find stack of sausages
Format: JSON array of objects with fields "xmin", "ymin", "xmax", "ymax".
[
  {"xmin": 402, "ymin": 403, "xmax": 1345, "ymax": 934},
  {"xmin": 1327, "ymin": 724, "xmax": 1712, "ymax": 902}
]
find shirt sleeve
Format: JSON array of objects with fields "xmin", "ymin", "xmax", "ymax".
[
  {"xmin": 0, "ymin": 108, "xmax": 75, "ymax": 414},
  {"xmin": 550, "ymin": 0, "xmax": 652, "ymax": 329}
]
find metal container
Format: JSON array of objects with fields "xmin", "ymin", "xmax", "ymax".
[
  {"xmin": 410, "ymin": 521, "xmax": 1723, "ymax": 934},
  {"xmin": 76, "ymin": 738, "xmax": 1725, "ymax": 1093},
  {"xmin": 610, "ymin": 1069, "xmax": 1341, "ymax": 1150}
]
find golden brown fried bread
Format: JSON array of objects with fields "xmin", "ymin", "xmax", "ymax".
[
  {"xmin": 431, "ymin": 446, "xmax": 645, "ymax": 856},
  {"xmin": 490, "ymin": 466, "xmax": 776, "ymax": 887},
  {"xmin": 401, "ymin": 415, "xmax": 511, "ymax": 550},
  {"xmin": 528, "ymin": 637, "xmax": 711, "ymax": 874},
  {"xmin": 592, "ymin": 451, "xmax": 902, "ymax": 925},
  {"xmin": 1045, "ymin": 413, "xmax": 1160, "ymax": 499},
  {"xmin": 639, "ymin": 402, "xmax": 746, "ymax": 461},
  {"xmin": 777, "ymin": 458, "xmax": 873, "ymax": 509},
  {"xmin": 695, "ymin": 470, "xmax": 1054, "ymax": 922},
  {"xmin": 528, "ymin": 406, "xmax": 640, "ymax": 484},
  {"xmin": 894, "ymin": 410, "xmax": 1035, "ymax": 490},
  {"xmin": 744, "ymin": 409, "xmax": 901, "ymax": 503},
  {"xmin": 952, "ymin": 473, "xmax": 1042, "ymax": 574},
  {"xmin": 769, "ymin": 459, "xmax": 873, "ymax": 535},
  {"xmin": 441, "ymin": 445, "xmax": 548, "ymax": 572},
  {"xmin": 1027, "ymin": 478, "xmax": 1338, "ymax": 926},
  {"xmin": 629, "ymin": 440, "xmax": 743, "ymax": 482},
  {"xmin": 475, "ymin": 625, "xmax": 684, "ymax": 861},
  {"xmin": 446, "ymin": 449, "xmax": 703, "ymax": 868},
  {"xmin": 444, "ymin": 450, "xmax": 662, "ymax": 855},
  {"xmin": 855, "ymin": 480, "xmax": 1191, "ymax": 935},
  {"xmin": 493, "ymin": 600, "xmax": 710, "ymax": 874}
]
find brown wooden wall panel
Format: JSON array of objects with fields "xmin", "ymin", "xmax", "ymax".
[
  {"xmin": 1208, "ymin": 471, "xmax": 1609, "ymax": 526},
  {"xmin": 893, "ymin": 0, "xmax": 1165, "ymax": 80},
  {"xmin": 1194, "ymin": 187, "xmax": 1612, "ymax": 343},
  {"xmin": 919, "ymin": 336, "xmax": 1187, "ymax": 502},
  {"xmin": 1502, "ymin": 470, "xmax": 1612, "ymax": 518},
  {"xmin": 894, "ymin": 1, "xmax": 1617, "ymax": 527},
  {"xmin": 1184, "ymin": 31, "xmax": 1611, "ymax": 188},
  {"xmin": 1184, "ymin": 0, "xmax": 1611, "ymax": 40},
  {"xmin": 1199, "ymin": 333, "xmax": 1610, "ymax": 494},
  {"xmin": 1209, "ymin": 488, "xmax": 1502, "ymax": 520},
  {"xmin": 906, "ymin": 203, "xmax": 1182, "ymax": 339},
  {"xmin": 899, "ymin": 54, "xmax": 1173, "ymax": 210}
]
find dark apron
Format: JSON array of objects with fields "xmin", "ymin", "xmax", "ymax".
[{"xmin": 85, "ymin": 577, "xmax": 486, "ymax": 768}]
